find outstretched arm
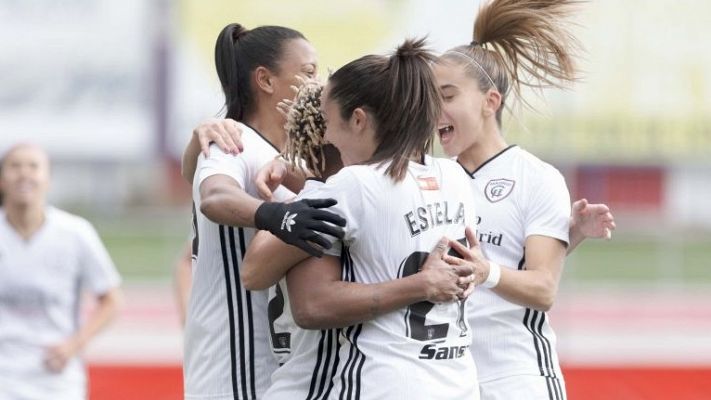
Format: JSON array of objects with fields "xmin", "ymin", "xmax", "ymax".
[{"xmin": 567, "ymin": 198, "xmax": 616, "ymax": 254}]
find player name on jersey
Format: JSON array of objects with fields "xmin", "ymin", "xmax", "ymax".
[{"xmin": 405, "ymin": 201, "xmax": 465, "ymax": 237}]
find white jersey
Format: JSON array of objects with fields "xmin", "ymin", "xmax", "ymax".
[
  {"xmin": 266, "ymin": 179, "xmax": 323, "ymax": 366},
  {"xmin": 265, "ymin": 157, "xmax": 480, "ymax": 400},
  {"xmin": 264, "ymin": 178, "xmax": 334, "ymax": 400},
  {"xmin": 184, "ymin": 123, "xmax": 294, "ymax": 400},
  {"xmin": 0, "ymin": 207, "xmax": 121, "ymax": 400},
  {"xmin": 463, "ymin": 146, "xmax": 570, "ymax": 398}
]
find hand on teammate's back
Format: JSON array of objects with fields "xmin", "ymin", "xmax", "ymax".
[
  {"xmin": 194, "ymin": 117, "xmax": 245, "ymax": 157},
  {"xmin": 419, "ymin": 237, "xmax": 476, "ymax": 303},
  {"xmin": 254, "ymin": 198, "xmax": 346, "ymax": 257}
]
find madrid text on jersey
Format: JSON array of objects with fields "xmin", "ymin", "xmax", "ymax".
[
  {"xmin": 405, "ymin": 201, "xmax": 465, "ymax": 237},
  {"xmin": 474, "ymin": 216, "xmax": 504, "ymax": 247}
]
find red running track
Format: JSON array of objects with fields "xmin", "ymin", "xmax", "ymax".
[{"xmin": 88, "ymin": 365, "xmax": 711, "ymax": 399}]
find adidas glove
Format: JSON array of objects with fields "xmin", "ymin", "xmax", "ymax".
[{"xmin": 254, "ymin": 198, "xmax": 346, "ymax": 257}]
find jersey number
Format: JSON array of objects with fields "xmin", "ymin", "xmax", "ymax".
[
  {"xmin": 400, "ymin": 238, "xmax": 468, "ymax": 341},
  {"xmin": 268, "ymin": 282, "xmax": 291, "ymax": 351}
]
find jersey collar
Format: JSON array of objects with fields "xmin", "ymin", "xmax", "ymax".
[
  {"xmin": 241, "ymin": 122, "xmax": 281, "ymax": 153},
  {"xmin": 457, "ymin": 144, "xmax": 517, "ymax": 178}
]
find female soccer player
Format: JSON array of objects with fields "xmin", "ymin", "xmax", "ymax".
[
  {"xmin": 183, "ymin": 23, "xmax": 347, "ymax": 400},
  {"xmin": 249, "ymin": 38, "xmax": 483, "ymax": 400},
  {"xmin": 0, "ymin": 144, "xmax": 122, "ymax": 400},
  {"xmin": 434, "ymin": 0, "xmax": 600, "ymax": 398}
]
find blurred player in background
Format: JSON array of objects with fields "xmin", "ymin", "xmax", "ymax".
[
  {"xmin": 173, "ymin": 243, "xmax": 192, "ymax": 327},
  {"xmin": 433, "ymin": 0, "xmax": 614, "ymax": 398},
  {"xmin": 182, "ymin": 23, "xmax": 346, "ymax": 400},
  {"xmin": 0, "ymin": 143, "xmax": 122, "ymax": 400}
]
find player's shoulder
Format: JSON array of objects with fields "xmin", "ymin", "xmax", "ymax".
[
  {"xmin": 329, "ymin": 164, "xmax": 378, "ymax": 182},
  {"xmin": 235, "ymin": 122, "xmax": 258, "ymax": 143},
  {"xmin": 46, "ymin": 207, "xmax": 97, "ymax": 238},
  {"xmin": 429, "ymin": 156, "xmax": 468, "ymax": 179},
  {"xmin": 300, "ymin": 178, "xmax": 325, "ymax": 195},
  {"xmin": 200, "ymin": 122, "xmax": 278, "ymax": 163},
  {"xmin": 429, "ymin": 155, "xmax": 458, "ymax": 169},
  {"xmin": 512, "ymin": 147, "xmax": 565, "ymax": 183},
  {"xmin": 236, "ymin": 122, "xmax": 280, "ymax": 154},
  {"xmin": 318, "ymin": 164, "xmax": 383, "ymax": 198}
]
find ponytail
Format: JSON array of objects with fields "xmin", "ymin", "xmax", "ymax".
[
  {"xmin": 328, "ymin": 38, "xmax": 440, "ymax": 182},
  {"xmin": 215, "ymin": 23, "xmax": 249, "ymax": 121},
  {"xmin": 214, "ymin": 23, "xmax": 306, "ymax": 121},
  {"xmin": 440, "ymin": 0, "xmax": 582, "ymax": 124}
]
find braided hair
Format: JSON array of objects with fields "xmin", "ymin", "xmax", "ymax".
[{"xmin": 282, "ymin": 81, "xmax": 328, "ymax": 178}]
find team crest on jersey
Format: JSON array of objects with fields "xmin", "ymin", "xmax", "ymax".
[{"xmin": 485, "ymin": 179, "xmax": 515, "ymax": 203}]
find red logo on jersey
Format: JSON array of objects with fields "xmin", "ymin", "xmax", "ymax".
[
  {"xmin": 485, "ymin": 179, "xmax": 515, "ymax": 202},
  {"xmin": 416, "ymin": 176, "xmax": 439, "ymax": 191}
]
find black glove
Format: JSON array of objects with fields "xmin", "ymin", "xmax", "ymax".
[{"xmin": 254, "ymin": 198, "xmax": 347, "ymax": 257}]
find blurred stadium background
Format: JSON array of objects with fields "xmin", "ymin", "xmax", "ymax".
[{"xmin": 2, "ymin": 0, "xmax": 710, "ymax": 398}]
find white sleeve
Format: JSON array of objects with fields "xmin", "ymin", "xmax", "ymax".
[
  {"xmin": 297, "ymin": 169, "xmax": 363, "ymax": 257},
  {"xmin": 524, "ymin": 169, "xmax": 571, "ymax": 245},
  {"xmin": 196, "ymin": 143, "xmax": 250, "ymax": 189},
  {"xmin": 77, "ymin": 221, "xmax": 121, "ymax": 295}
]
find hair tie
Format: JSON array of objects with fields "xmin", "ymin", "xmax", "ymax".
[
  {"xmin": 470, "ymin": 40, "xmax": 480, "ymax": 47},
  {"xmin": 233, "ymin": 26, "xmax": 249, "ymax": 42}
]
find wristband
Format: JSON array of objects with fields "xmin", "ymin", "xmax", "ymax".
[{"xmin": 482, "ymin": 261, "xmax": 501, "ymax": 289}]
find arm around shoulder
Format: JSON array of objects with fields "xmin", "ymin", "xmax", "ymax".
[{"xmin": 199, "ymin": 174, "xmax": 262, "ymax": 227}]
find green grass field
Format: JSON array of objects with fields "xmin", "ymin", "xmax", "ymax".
[
  {"xmin": 94, "ymin": 212, "xmax": 189, "ymax": 280},
  {"xmin": 564, "ymin": 237, "xmax": 711, "ymax": 284},
  {"xmin": 92, "ymin": 212, "xmax": 711, "ymax": 284}
]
